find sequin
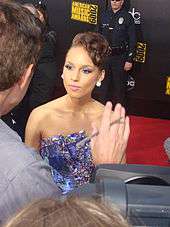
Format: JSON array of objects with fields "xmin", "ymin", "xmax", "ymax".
[{"xmin": 40, "ymin": 131, "xmax": 94, "ymax": 194}]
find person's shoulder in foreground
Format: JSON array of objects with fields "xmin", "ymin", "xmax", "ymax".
[
  {"xmin": 0, "ymin": 118, "xmax": 60, "ymax": 225},
  {"xmin": 0, "ymin": 1, "xmax": 60, "ymax": 225}
]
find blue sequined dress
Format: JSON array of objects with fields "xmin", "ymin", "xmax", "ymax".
[{"xmin": 40, "ymin": 131, "xmax": 94, "ymax": 194}]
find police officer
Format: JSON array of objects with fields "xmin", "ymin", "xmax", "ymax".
[{"xmin": 97, "ymin": 0, "xmax": 136, "ymax": 108}]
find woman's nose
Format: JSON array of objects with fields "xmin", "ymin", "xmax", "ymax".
[{"xmin": 71, "ymin": 70, "xmax": 80, "ymax": 81}]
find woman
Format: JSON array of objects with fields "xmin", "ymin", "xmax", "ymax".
[{"xmin": 25, "ymin": 32, "xmax": 128, "ymax": 194}]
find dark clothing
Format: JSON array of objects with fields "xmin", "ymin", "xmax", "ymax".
[
  {"xmin": 97, "ymin": 7, "xmax": 136, "ymax": 107},
  {"xmin": 38, "ymin": 31, "xmax": 57, "ymax": 64},
  {"xmin": 107, "ymin": 54, "xmax": 127, "ymax": 107},
  {"xmin": 2, "ymin": 31, "xmax": 58, "ymax": 140},
  {"xmin": 98, "ymin": 8, "xmax": 136, "ymax": 62},
  {"xmin": 28, "ymin": 30, "xmax": 57, "ymax": 110}
]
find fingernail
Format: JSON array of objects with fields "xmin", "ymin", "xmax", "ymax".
[{"xmin": 106, "ymin": 101, "xmax": 112, "ymax": 107}]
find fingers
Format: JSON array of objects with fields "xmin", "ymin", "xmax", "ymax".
[
  {"xmin": 91, "ymin": 101, "xmax": 130, "ymax": 165},
  {"xmin": 124, "ymin": 116, "xmax": 130, "ymax": 137},
  {"xmin": 110, "ymin": 103, "xmax": 122, "ymax": 138},
  {"xmin": 90, "ymin": 122, "xmax": 98, "ymax": 150},
  {"xmin": 123, "ymin": 116, "xmax": 130, "ymax": 146},
  {"xmin": 118, "ymin": 116, "xmax": 130, "ymax": 163},
  {"xmin": 110, "ymin": 104, "xmax": 130, "ymax": 164},
  {"xmin": 117, "ymin": 105, "xmax": 126, "ymax": 138},
  {"xmin": 91, "ymin": 122, "xmax": 98, "ymax": 135},
  {"xmin": 99, "ymin": 101, "xmax": 112, "ymax": 136},
  {"xmin": 110, "ymin": 104, "xmax": 129, "ymax": 141}
]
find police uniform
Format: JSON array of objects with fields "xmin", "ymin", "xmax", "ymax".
[{"xmin": 97, "ymin": 7, "xmax": 136, "ymax": 107}]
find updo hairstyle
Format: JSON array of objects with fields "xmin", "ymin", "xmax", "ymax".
[{"xmin": 71, "ymin": 32, "xmax": 111, "ymax": 70}]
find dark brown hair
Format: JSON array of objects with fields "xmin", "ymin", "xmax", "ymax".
[
  {"xmin": 5, "ymin": 196, "xmax": 130, "ymax": 227},
  {"xmin": 0, "ymin": 1, "xmax": 43, "ymax": 91},
  {"xmin": 71, "ymin": 32, "xmax": 110, "ymax": 70}
]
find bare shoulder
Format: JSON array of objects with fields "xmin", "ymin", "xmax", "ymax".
[
  {"xmin": 91, "ymin": 99, "xmax": 105, "ymax": 115},
  {"xmin": 93, "ymin": 100, "xmax": 115, "ymax": 114},
  {"xmin": 30, "ymin": 96, "xmax": 66, "ymax": 119},
  {"xmin": 86, "ymin": 100, "xmax": 105, "ymax": 126},
  {"xmin": 90, "ymin": 100, "xmax": 115, "ymax": 126}
]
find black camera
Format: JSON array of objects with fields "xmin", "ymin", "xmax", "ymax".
[{"xmin": 75, "ymin": 164, "xmax": 170, "ymax": 226}]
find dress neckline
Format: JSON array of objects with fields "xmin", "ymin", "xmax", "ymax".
[{"xmin": 41, "ymin": 130, "xmax": 87, "ymax": 142}]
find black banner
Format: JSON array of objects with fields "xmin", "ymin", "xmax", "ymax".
[
  {"xmin": 19, "ymin": 0, "xmax": 170, "ymax": 118},
  {"xmin": 129, "ymin": 0, "xmax": 170, "ymax": 103}
]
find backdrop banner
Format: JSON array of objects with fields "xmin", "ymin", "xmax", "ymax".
[
  {"xmin": 19, "ymin": 0, "xmax": 170, "ymax": 118},
  {"xmin": 129, "ymin": 0, "xmax": 170, "ymax": 103}
]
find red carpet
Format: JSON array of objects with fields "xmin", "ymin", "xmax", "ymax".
[{"xmin": 127, "ymin": 116, "xmax": 170, "ymax": 166}]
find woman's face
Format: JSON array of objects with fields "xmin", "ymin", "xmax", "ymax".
[{"xmin": 63, "ymin": 46, "xmax": 104, "ymax": 99}]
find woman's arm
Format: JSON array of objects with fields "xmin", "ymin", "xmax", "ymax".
[{"xmin": 25, "ymin": 109, "xmax": 42, "ymax": 151}]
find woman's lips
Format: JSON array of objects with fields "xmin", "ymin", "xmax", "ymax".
[{"xmin": 69, "ymin": 85, "xmax": 81, "ymax": 91}]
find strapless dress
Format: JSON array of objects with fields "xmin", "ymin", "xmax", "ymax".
[{"xmin": 40, "ymin": 130, "xmax": 94, "ymax": 194}]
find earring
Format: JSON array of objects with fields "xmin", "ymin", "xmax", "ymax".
[
  {"xmin": 96, "ymin": 81, "xmax": 101, "ymax": 87},
  {"xmin": 61, "ymin": 74, "xmax": 64, "ymax": 79}
]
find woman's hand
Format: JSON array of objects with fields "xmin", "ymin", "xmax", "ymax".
[{"xmin": 91, "ymin": 102, "xmax": 130, "ymax": 165}]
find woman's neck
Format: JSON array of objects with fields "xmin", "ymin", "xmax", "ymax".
[{"xmin": 64, "ymin": 94, "xmax": 94, "ymax": 112}]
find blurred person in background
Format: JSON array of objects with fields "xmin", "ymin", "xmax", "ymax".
[{"xmin": 2, "ymin": 1, "xmax": 58, "ymax": 140}]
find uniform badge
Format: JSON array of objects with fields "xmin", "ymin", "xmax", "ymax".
[
  {"xmin": 118, "ymin": 17, "xmax": 124, "ymax": 24},
  {"xmin": 102, "ymin": 23, "xmax": 109, "ymax": 28}
]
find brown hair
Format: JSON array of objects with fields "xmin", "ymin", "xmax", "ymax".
[
  {"xmin": 0, "ymin": 1, "xmax": 43, "ymax": 91},
  {"xmin": 70, "ymin": 32, "xmax": 110, "ymax": 70},
  {"xmin": 5, "ymin": 196, "xmax": 130, "ymax": 227}
]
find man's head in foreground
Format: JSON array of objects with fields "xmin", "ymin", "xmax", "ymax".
[{"xmin": 0, "ymin": 1, "xmax": 43, "ymax": 116}]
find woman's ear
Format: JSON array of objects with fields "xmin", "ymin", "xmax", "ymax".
[
  {"xmin": 96, "ymin": 70, "xmax": 105, "ymax": 87},
  {"xmin": 99, "ymin": 69, "xmax": 105, "ymax": 82}
]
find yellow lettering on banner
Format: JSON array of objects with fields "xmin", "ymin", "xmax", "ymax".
[
  {"xmin": 166, "ymin": 89, "xmax": 170, "ymax": 95},
  {"xmin": 83, "ymin": 11, "xmax": 89, "ymax": 21},
  {"xmin": 90, "ymin": 5, "xmax": 98, "ymax": 14},
  {"xmin": 134, "ymin": 42, "xmax": 146, "ymax": 63},
  {"xmin": 81, "ymin": 8, "xmax": 88, "ymax": 15},
  {"xmin": 82, "ymin": 3, "xmax": 87, "ymax": 8},
  {"xmin": 72, "ymin": 5, "xmax": 77, "ymax": 14},
  {"xmin": 72, "ymin": 14, "xmax": 80, "ymax": 20},
  {"xmin": 71, "ymin": 1, "xmax": 98, "ymax": 25},
  {"xmin": 167, "ymin": 80, "xmax": 170, "ymax": 89},
  {"xmin": 80, "ymin": 14, "xmax": 88, "ymax": 22},
  {"xmin": 88, "ymin": 4, "xmax": 98, "ymax": 24},
  {"xmin": 165, "ymin": 77, "xmax": 170, "ymax": 95},
  {"xmin": 73, "ymin": 2, "xmax": 79, "ymax": 7}
]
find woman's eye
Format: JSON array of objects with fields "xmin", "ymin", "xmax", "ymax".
[
  {"xmin": 65, "ymin": 64, "xmax": 72, "ymax": 70},
  {"xmin": 82, "ymin": 68, "xmax": 92, "ymax": 74}
]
